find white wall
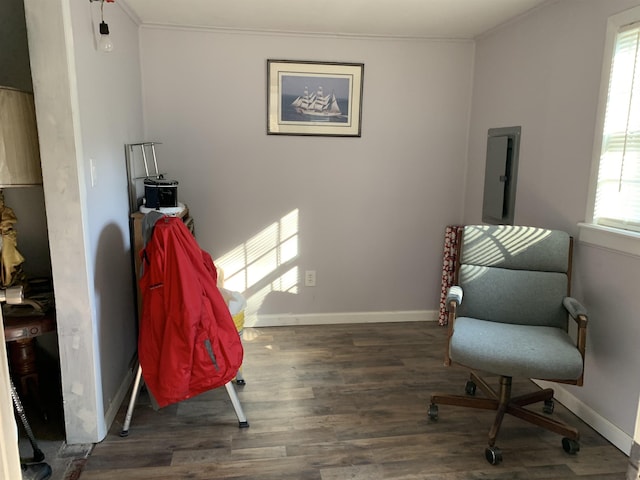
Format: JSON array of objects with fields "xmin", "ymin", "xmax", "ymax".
[
  {"xmin": 139, "ymin": 28, "xmax": 474, "ymax": 323},
  {"xmin": 466, "ymin": 0, "xmax": 640, "ymax": 451},
  {"xmin": 24, "ymin": 0, "xmax": 143, "ymax": 443},
  {"xmin": 71, "ymin": 0, "xmax": 143, "ymax": 428}
]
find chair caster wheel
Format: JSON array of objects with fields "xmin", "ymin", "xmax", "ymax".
[
  {"xmin": 465, "ymin": 380, "xmax": 477, "ymax": 396},
  {"xmin": 543, "ymin": 399, "xmax": 555, "ymax": 414},
  {"xmin": 485, "ymin": 446, "xmax": 502, "ymax": 465},
  {"xmin": 428, "ymin": 403, "xmax": 438, "ymax": 420},
  {"xmin": 562, "ymin": 437, "xmax": 580, "ymax": 454}
]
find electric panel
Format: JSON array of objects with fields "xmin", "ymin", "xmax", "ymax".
[{"xmin": 482, "ymin": 126, "xmax": 521, "ymax": 225}]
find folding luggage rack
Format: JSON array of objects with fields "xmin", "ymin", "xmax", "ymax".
[
  {"xmin": 121, "ymin": 366, "xmax": 248, "ymax": 437},
  {"xmin": 121, "ymin": 142, "xmax": 249, "ymax": 436}
]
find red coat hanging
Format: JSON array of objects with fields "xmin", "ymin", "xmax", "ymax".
[{"xmin": 137, "ymin": 215, "xmax": 243, "ymax": 408}]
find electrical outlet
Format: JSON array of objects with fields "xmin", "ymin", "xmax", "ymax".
[{"xmin": 304, "ymin": 270, "xmax": 316, "ymax": 287}]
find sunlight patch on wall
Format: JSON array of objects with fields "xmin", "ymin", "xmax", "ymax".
[{"xmin": 215, "ymin": 209, "xmax": 299, "ymax": 321}]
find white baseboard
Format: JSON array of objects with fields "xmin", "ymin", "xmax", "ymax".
[
  {"xmin": 244, "ymin": 309, "xmax": 437, "ymax": 328},
  {"xmin": 534, "ymin": 380, "xmax": 633, "ymax": 455}
]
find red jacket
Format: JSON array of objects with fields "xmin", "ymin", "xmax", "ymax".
[{"xmin": 138, "ymin": 216, "xmax": 243, "ymax": 408}]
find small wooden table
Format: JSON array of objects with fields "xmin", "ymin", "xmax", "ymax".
[{"xmin": 3, "ymin": 312, "xmax": 56, "ymax": 403}]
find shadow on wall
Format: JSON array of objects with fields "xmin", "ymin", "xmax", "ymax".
[
  {"xmin": 215, "ymin": 209, "xmax": 300, "ymax": 321},
  {"xmin": 94, "ymin": 222, "xmax": 137, "ymax": 372},
  {"xmin": 258, "ymin": 290, "xmax": 305, "ymax": 315}
]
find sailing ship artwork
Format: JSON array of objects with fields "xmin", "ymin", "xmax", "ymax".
[
  {"xmin": 267, "ymin": 60, "xmax": 363, "ymax": 136},
  {"xmin": 280, "ymin": 74, "xmax": 350, "ymax": 124},
  {"xmin": 291, "ymin": 85, "xmax": 342, "ymax": 118}
]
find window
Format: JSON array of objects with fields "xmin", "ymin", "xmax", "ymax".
[
  {"xmin": 581, "ymin": 7, "xmax": 640, "ymax": 256},
  {"xmin": 594, "ymin": 23, "xmax": 640, "ymax": 232}
]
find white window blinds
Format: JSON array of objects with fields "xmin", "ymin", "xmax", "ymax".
[{"xmin": 594, "ymin": 23, "xmax": 640, "ymax": 232}]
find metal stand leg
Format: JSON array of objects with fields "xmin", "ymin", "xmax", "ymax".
[
  {"xmin": 119, "ymin": 365, "xmax": 249, "ymax": 435},
  {"xmin": 120, "ymin": 364, "xmax": 144, "ymax": 437},
  {"xmin": 225, "ymin": 382, "xmax": 249, "ymax": 428},
  {"xmin": 234, "ymin": 330, "xmax": 246, "ymax": 386},
  {"xmin": 10, "ymin": 377, "xmax": 45, "ymax": 462}
]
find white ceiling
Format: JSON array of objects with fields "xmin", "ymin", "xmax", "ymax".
[{"xmin": 119, "ymin": 0, "xmax": 551, "ymax": 39}]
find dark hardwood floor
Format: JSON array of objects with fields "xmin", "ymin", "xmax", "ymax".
[{"xmin": 75, "ymin": 321, "xmax": 627, "ymax": 479}]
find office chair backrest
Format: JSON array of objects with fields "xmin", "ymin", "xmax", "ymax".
[{"xmin": 456, "ymin": 225, "xmax": 571, "ymax": 329}]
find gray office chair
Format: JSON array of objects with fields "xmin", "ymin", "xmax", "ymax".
[{"xmin": 429, "ymin": 225, "xmax": 588, "ymax": 465}]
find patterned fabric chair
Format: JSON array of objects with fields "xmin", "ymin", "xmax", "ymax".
[{"xmin": 429, "ymin": 225, "xmax": 588, "ymax": 465}]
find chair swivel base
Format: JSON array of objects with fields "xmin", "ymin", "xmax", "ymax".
[{"xmin": 428, "ymin": 371, "xmax": 580, "ymax": 464}]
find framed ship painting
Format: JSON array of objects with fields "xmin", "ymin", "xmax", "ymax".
[{"xmin": 267, "ymin": 60, "xmax": 364, "ymax": 137}]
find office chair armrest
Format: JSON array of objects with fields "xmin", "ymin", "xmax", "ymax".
[
  {"xmin": 563, "ymin": 297, "xmax": 588, "ymax": 386},
  {"xmin": 563, "ymin": 296, "xmax": 587, "ymax": 318},
  {"xmin": 563, "ymin": 297, "xmax": 588, "ymax": 326},
  {"xmin": 444, "ymin": 286, "xmax": 463, "ymax": 366},
  {"xmin": 446, "ymin": 286, "xmax": 463, "ymax": 308}
]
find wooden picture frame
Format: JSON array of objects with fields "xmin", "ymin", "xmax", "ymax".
[{"xmin": 267, "ymin": 60, "xmax": 364, "ymax": 137}]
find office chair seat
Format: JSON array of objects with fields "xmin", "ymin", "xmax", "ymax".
[{"xmin": 451, "ymin": 317, "xmax": 584, "ymax": 380}]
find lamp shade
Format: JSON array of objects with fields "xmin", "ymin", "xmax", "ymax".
[{"xmin": 0, "ymin": 86, "xmax": 42, "ymax": 186}]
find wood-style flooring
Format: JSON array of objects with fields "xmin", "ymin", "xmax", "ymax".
[{"xmin": 77, "ymin": 322, "xmax": 628, "ymax": 479}]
